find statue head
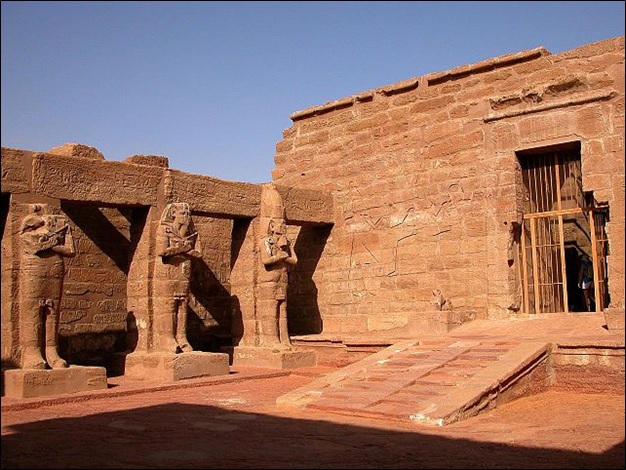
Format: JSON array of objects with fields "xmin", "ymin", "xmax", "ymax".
[
  {"xmin": 161, "ymin": 203, "xmax": 191, "ymax": 226},
  {"xmin": 19, "ymin": 204, "xmax": 66, "ymax": 234}
]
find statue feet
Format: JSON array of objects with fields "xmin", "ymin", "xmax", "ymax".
[
  {"xmin": 154, "ymin": 337, "xmax": 179, "ymax": 353},
  {"xmin": 45, "ymin": 348, "xmax": 68, "ymax": 369},
  {"xmin": 22, "ymin": 348, "xmax": 46, "ymax": 370},
  {"xmin": 176, "ymin": 338, "xmax": 193, "ymax": 353}
]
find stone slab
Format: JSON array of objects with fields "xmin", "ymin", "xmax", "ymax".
[
  {"xmin": 3, "ymin": 366, "xmax": 107, "ymax": 399},
  {"xmin": 224, "ymin": 346, "xmax": 317, "ymax": 369},
  {"xmin": 124, "ymin": 351, "xmax": 230, "ymax": 381},
  {"xmin": 277, "ymin": 340, "xmax": 553, "ymax": 426},
  {"xmin": 31, "ymin": 152, "xmax": 163, "ymax": 206}
]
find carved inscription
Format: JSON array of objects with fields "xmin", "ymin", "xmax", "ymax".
[
  {"xmin": 24, "ymin": 373, "xmax": 54, "ymax": 386},
  {"xmin": 32, "ymin": 154, "xmax": 161, "ymax": 205}
]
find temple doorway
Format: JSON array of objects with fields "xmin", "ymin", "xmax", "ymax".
[{"xmin": 516, "ymin": 143, "xmax": 609, "ymax": 314}]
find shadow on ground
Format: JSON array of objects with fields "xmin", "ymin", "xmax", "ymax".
[{"xmin": 2, "ymin": 402, "xmax": 623, "ymax": 469}]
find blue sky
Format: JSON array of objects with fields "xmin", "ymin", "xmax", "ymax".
[{"xmin": 2, "ymin": 1, "xmax": 624, "ymax": 184}]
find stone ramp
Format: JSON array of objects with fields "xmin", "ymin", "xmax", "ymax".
[{"xmin": 277, "ymin": 338, "xmax": 551, "ymax": 426}]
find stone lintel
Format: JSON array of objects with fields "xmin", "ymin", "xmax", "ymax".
[
  {"xmin": 224, "ymin": 346, "xmax": 317, "ymax": 369},
  {"xmin": 167, "ymin": 169, "xmax": 260, "ymax": 217},
  {"xmin": 3, "ymin": 366, "xmax": 107, "ymax": 399},
  {"xmin": 32, "ymin": 152, "xmax": 163, "ymax": 206},
  {"xmin": 124, "ymin": 351, "xmax": 230, "ymax": 381},
  {"xmin": 168, "ymin": 171, "xmax": 334, "ymax": 224},
  {"xmin": 3, "ymin": 146, "xmax": 333, "ymax": 224}
]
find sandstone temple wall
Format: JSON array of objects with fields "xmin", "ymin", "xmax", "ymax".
[{"xmin": 272, "ymin": 36, "xmax": 625, "ymax": 337}]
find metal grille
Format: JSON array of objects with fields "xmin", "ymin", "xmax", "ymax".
[{"xmin": 518, "ymin": 147, "xmax": 607, "ymax": 313}]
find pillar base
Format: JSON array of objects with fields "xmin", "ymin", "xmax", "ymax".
[
  {"xmin": 3, "ymin": 366, "xmax": 107, "ymax": 399},
  {"xmin": 223, "ymin": 346, "xmax": 317, "ymax": 369},
  {"xmin": 124, "ymin": 351, "xmax": 230, "ymax": 381}
]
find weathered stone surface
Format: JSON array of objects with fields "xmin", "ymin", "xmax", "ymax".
[
  {"xmin": 3, "ymin": 366, "xmax": 107, "ymax": 398},
  {"xmin": 0, "ymin": 147, "xmax": 31, "ymax": 194},
  {"xmin": 276, "ymin": 185, "xmax": 334, "ymax": 225},
  {"xmin": 604, "ymin": 307, "xmax": 625, "ymax": 331},
  {"xmin": 224, "ymin": 346, "xmax": 316, "ymax": 369},
  {"xmin": 48, "ymin": 143, "xmax": 105, "ymax": 160},
  {"xmin": 123, "ymin": 351, "xmax": 230, "ymax": 381},
  {"xmin": 124, "ymin": 154, "xmax": 169, "ymax": 168},
  {"xmin": 31, "ymin": 152, "xmax": 163, "ymax": 205},
  {"xmin": 166, "ymin": 169, "xmax": 260, "ymax": 217},
  {"xmin": 161, "ymin": 170, "xmax": 334, "ymax": 222}
]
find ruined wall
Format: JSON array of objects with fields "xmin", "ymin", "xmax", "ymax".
[{"xmin": 272, "ymin": 36, "xmax": 625, "ymax": 337}]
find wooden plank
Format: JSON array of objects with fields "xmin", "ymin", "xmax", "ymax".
[
  {"xmin": 530, "ymin": 218, "xmax": 541, "ymax": 313},
  {"xmin": 520, "ymin": 222, "xmax": 530, "ymax": 314},
  {"xmin": 589, "ymin": 210, "xmax": 601, "ymax": 313},
  {"xmin": 558, "ymin": 214, "xmax": 569, "ymax": 312}
]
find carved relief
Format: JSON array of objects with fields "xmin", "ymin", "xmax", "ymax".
[
  {"xmin": 432, "ymin": 289, "xmax": 452, "ymax": 311},
  {"xmin": 18, "ymin": 204, "xmax": 76, "ymax": 369}
]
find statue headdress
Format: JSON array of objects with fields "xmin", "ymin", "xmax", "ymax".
[{"xmin": 260, "ymin": 183, "xmax": 284, "ymax": 220}]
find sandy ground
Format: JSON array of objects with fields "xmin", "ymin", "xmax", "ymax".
[{"xmin": 2, "ymin": 369, "xmax": 624, "ymax": 469}]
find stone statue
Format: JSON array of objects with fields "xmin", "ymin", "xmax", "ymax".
[
  {"xmin": 506, "ymin": 217, "xmax": 523, "ymax": 312},
  {"xmin": 258, "ymin": 184, "xmax": 298, "ymax": 349},
  {"xmin": 18, "ymin": 204, "xmax": 76, "ymax": 369},
  {"xmin": 432, "ymin": 289, "xmax": 451, "ymax": 311},
  {"xmin": 154, "ymin": 202, "xmax": 202, "ymax": 353}
]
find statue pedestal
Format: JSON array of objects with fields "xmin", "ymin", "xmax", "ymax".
[
  {"xmin": 3, "ymin": 366, "xmax": 107, "ymax": 399},
  {"xmin": 223, "ymin": 346, "xmax": 317, "ymax": 369},
  {"xmin": 124, "ymin": 351, "xmax": 230, "ymax": 381}
]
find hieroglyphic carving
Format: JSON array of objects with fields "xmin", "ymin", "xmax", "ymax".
[
  {"xmin": 31, "ymin": 153, "xmax": 162, "ymax": 205},
  {"xmin": 167, "ymin": 170, "xmax": 259, "ymax": 217},
  {"xmin": 275, "ymin": 185, "xmax": 334, "ymax": 224}
]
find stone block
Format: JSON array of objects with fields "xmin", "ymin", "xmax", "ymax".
[
  {"xmin": 123, "ymin": 351, "xmax": 230, "ymax": 381},
  {"xmin": 604, "ymin": 307, "xmax": 625, "ymax": 331},
  {"xmin": 3, "ymin": 366, "xmax": 107, "ymax": 399},
  {"xmin": 223, "ymin": 346, "xmax": 317, "ymax": 369}
]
